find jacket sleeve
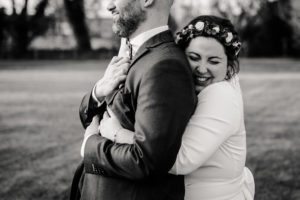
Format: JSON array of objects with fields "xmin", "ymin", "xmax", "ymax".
[
  {"xmin": 83, "ymin": 59, "xmax": 196, "ymax": 179},
  {"xmin": 79, "ymin": 89, "xmax": 107, "ymax": 129}
]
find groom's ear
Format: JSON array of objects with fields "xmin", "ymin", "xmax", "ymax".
[{"xmin": 142, "ymin": 0, "xmax": 154, "ymax": 8}]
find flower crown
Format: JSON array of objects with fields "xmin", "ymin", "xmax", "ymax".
[{"xmin": 176, "ymin": 20, "xmax": 242, "ymax": 56}]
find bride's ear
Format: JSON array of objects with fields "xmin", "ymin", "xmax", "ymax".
[{"xmin": 142, "ymin": 0, "xmax": 154, "ymax": 8}]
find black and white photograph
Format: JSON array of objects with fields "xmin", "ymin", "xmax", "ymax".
[{"xmin": 0, "ymin": 0, "xmax": 300, "ymax": 199}]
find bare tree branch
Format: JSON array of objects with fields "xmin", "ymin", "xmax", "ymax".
[{"xmin": 11, "ymin": 0, "xmax": 16, "ymax": 15}]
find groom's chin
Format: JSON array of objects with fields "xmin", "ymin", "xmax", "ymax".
[{"xmin": 112, "ymin": 24, "xmax": 128, "ymax": 38}]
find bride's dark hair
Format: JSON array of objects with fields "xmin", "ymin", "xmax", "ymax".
[{"xmin": 176, "ymin": 15, "xmax": 241, "ymax": 80}]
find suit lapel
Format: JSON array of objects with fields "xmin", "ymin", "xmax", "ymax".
[
  {"xmin": 106, "ymin": 31, "xmax": 175, "ymax": 105},
  {"xmin": 130, "ymin": 48, "xmax": 150, "ymax": 67},
  {"xmin": 129, "ymin": 30, "xmax": 175, "ymax": 68}
]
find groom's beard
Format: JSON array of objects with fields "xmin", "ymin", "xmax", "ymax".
[{"xmin": 112, "ymin": 2, "xmax": 146, "ymax": 38}]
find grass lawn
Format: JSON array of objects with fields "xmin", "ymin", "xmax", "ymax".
[{"xmin": 0, "ymin": 58, "xmax": 300, "ymax": 200}]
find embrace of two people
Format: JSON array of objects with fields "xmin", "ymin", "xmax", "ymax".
[{"xmin": 70, "ymin": 0, "xmax": 255, "ymax": 199}]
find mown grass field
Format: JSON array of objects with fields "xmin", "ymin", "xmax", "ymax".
[{"xmin": 0, "ymin": 58, "xmax": 300, "ymax": 200}]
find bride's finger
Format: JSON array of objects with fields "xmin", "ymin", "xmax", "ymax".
[
  {"xmin": 99, "ymin": 120, "xmax": 104, "ymax": 134},
  {"xmin": 107, "ymin": 107, "xmax": 116, "ymax": 118},
  {"xmin": 114, "ymin": 75, "xmax": 127, "ymax": 85},
  {"xmin": 92, "ymin": 115, "xmax": 100, "ymax": 123},
  {"xmin": 98, "ymin": 124, "xmax": 101, "ymax": 133},
  {"xmin": 120, "ymin": 63, "xmax": 130, "ymax": 72},
  {"xmin": 103, "ymin": 111, "xmax": 110, "ymax": 120}
]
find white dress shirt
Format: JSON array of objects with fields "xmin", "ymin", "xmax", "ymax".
[
  {"xmin": 81, "ymin": 26, "xmax": 169, "ymax": 157},
  {"xmin": 118, "ymin": 25, "xmax": 169, "ymax": 58}
]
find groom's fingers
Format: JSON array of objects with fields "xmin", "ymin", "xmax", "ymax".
[
  {"xmin": 114, "ymin": 68, "xmax": 129, "ymax": 79},
  {"xmin": 98, "ymin": 124, "xmax": 101, "ymax": 134},
  {"xmin": 114, "ymin": 75, "xmax": 127, "ymax": 85},
  {"xmin": 115, "ymin": 63, "xmax": 129, "ymax": 76},
  {"xmin": 110, "ymin": 56, "xmax": 129, "ymax": 67},
  {"xmin": 115, "ymin": 57, "xmax": 130, "ymax": 66},
  {"xmin": 110, "ymin": 56, "xmax": 123, "ymax": 65},
  {"xmin": 106, "ymin": 107, "xmax": 115, "ymax": 118},
  {"xmin": 119, "ymin": 63, "xmax": 130, "ymax": 72}
]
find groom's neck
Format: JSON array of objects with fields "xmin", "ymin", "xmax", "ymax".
[{"xmin": 129, "ymin": 14, "xmax": 169, "ymax": 39}]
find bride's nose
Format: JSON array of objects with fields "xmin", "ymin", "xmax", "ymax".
[{"xmin": 195, "ymin": 64, "xmax": 208, "ymax": 74}]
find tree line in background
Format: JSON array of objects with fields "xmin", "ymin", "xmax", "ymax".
[
  {"xmin": 214, "ymin": 0, "xmax": 300, "ymax": 57},
  {"xmin": 0, "ymin": 0, "xmax": 299, "ymax": 58},
  {"xmin": 0, "ymin": 0, "xmax": 92, "ymax": 57},
  {"xmin": 0, "ymin": 0, "xmax": 52, "ymax": 57}
]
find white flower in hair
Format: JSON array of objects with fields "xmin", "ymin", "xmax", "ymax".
[
  {"xmin": 188, "ymin": 24, "xmax": 194, "ymax": 30},
  {"xmin": 195, "ymin": 21, "xmax": 205, "ymax": 31},
  {"xmin": 232, "ymin": 41, "xmax": 241, "ymax": 47},
  {"xmin": 226, "ymin": 32, "xmax": 233, "ymax": 43},
  {"xmin": 176, "ymin": 34, "xmax": 182, "ymax": 41},
  {"xmin": 182, "ymin": 29, "xmax": 187, "ymax": 35},
  {"xmin": 212, "ymin": 26, "xmax": 220, "ymax": 33}
]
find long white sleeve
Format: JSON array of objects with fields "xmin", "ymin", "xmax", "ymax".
[{"xmin": 169, "ymin": 81, "xmax": 243, "ymax": 175}]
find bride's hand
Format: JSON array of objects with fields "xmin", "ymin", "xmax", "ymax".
[
  {"xmin": 84, "ymin": 115, "xmax": 100, "ymax": 138},
  {"xmin": 99, "ymin": 111, "xmax": 123, "ymax": 141}
]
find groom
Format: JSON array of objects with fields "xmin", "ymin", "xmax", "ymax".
[{"xmin": 71, "ymin": 0, "xmax": 196, "ymax": 199}]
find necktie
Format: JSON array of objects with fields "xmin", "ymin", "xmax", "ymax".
[
  {"xmin": 118, "ymin": 38, "xmax": 133, "ymax": 60},
  {"xmin": 126, "ymin": 38, "xmax": 133, "ymax": 60},
  {"xmin": 117, "ymin": 38, "xmax": 133, "ymax": 89}
]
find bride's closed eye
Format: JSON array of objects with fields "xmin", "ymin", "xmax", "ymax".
[
  {"xmin": 186, "ymin": 52, "xmax": 200, "ymax": 61},
  {"xmin": 208, "ymin": 60, "xmax": 221, "ymax": 65},
  {"xmin": 208, "ymin": 57, "xmax": 222, "ymax": 65}
]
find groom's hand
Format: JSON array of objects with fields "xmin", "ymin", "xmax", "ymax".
[{"xmin": 94, "ymin": 56, "xmax": 130, "ymax": 100}]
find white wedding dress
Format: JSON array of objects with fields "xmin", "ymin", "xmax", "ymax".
[{"xmin": 170, "ymin": 76, "xmax": 255, "ymax": 200}]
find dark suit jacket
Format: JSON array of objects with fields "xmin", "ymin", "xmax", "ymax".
[{"xmin": 73, "ymin": 31, "xmax": 197, "ymax": 200}]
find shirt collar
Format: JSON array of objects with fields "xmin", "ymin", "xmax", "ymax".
[{"xmin": 129, "ymin": 25, "xmax": 169, "ymax": 55}]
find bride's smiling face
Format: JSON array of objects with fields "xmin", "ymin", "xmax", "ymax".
[{"xmin": 185, "ymin": 36, "xmax": 228, "ymax": 93}]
